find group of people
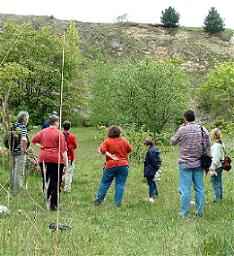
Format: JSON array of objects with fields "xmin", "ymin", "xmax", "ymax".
[{"xmin": 9, "ymin": 109, "xmax": 228, "ymax": 217}]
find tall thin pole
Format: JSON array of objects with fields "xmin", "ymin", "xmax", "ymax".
[{"xmin": 55, "ymin": 35, "xmax": 65, "ymax": 252}]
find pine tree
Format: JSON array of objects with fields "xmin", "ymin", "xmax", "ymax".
[
  {"xmin": 204, "ymin": 7, "xmax": 225, "ymax": 33},
  {"xmin": 161, "ymin": 6, "xmax": 180, "ymax": 28}
]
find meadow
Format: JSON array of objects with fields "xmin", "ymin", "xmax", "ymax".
[{"xmin": 0, "ymin": 127, "xmax": 233, "ymax": 255}]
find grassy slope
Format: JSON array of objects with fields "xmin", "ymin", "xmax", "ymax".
[{"xmin": 0, "ymin": 127, "xmax": 233, "ymax": 255}]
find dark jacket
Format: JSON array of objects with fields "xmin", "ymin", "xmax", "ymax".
[{"xmin": 144, "ymin": 145, "xmax": 161, "ymax": 177}]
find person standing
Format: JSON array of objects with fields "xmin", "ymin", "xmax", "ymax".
[
  {"xmin": 144, "ymin": 140, "xmax": 162, "ymax": 203},
  {"xmin": 11, "ymin": 111, "xmax": 30, "ymax": 195},
  {"xmin": 171, "ymin": 110, "xmax": 211, "ymax": 217},
  {"xmin": 94, "ymin": 126, "xmax": 132, "ymax": 206},
  {"xmin": 42, "ymin": 111, "xmax": 58, "ymax": 129},
  {"xmin": 32, "ymin": 115, "xmax": 68, "ymax": 211},
  {"xmin": 63, "ymin": 120, "xmax": 77, "ymax": 193},
  {"xmin": 209, "ymin": 128, "xmax": 224, "ymax": 203}
]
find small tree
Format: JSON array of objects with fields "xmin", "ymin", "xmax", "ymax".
[
  {"xmin": 161, "ymin": 6, "xmax": 180, "ymax": 28},
  {"xmin": 203, "ymin": 7, "xmax": 225, "ymax": 33}
]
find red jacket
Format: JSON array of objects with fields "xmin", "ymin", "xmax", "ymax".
[
  {"xmin": 63, "ymin": 130, "xmax": 77, "ymax": 161},
  {"xmin": 100, "ymin": 137, "xmax": 132, "ymax": 169}
]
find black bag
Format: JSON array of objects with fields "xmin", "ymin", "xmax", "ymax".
[{"xmin": 200, "ymin": 126, "xmax": 212, "ymax": 170}]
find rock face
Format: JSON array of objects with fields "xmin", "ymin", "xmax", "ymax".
[{"xmin": 0, "ymin": 14, "xmax": 234, "ymax": 75}]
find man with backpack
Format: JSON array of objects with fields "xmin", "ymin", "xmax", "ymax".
[
  {"xmin": 63, "ymin": 121, "xmax": 77, "ymax": 193},
  {"xmin": 11, "ymin": 111, "xmax": 30, "ymax": 195}
]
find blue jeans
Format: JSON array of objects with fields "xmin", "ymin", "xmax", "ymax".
[
  {"xmin": 147, "ymin": 176, "xmax": 158, "ymax": 198},
  {"xmin": 96, "ymin": 166, "xmax": 129, "ymax": 205},
  {"xmin": 211, "ymin": 167, "xmax": 223, "ymax": 202},
  {"xmin": 179, "ymin": 163, "xmax": 204, "ymax": 216}
]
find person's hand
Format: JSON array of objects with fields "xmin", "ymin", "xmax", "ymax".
[
  {"xmin": 110, "ymin": 154, "xmax": 119, "ymax": 161},
  {"xmin": 209, "ymin": 170, "xmax": 217, "ymax": 176},
  {"xmin": 64, "ymin": 161, "xmax": 68, "ymax": 172}
]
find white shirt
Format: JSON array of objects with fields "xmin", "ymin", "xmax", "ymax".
[{"xmin": 211, "ymin": 141, "xmax": 225, "ymax": 169}]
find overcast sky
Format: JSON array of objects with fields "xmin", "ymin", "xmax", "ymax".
[{"xmin": 1, "ymin": 0, "xmax": 234, "ymax": 28}]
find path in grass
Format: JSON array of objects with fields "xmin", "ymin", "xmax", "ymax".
[{"xmin": 0, "ymin": 127, "xmax": 233, "ymax": 255}]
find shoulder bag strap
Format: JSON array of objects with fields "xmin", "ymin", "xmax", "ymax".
[{"xmin": 200, "ymin": 126, "xmax": 205, "ymax": 153}]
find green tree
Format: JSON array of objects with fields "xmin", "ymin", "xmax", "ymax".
[
  {"xmin": 203, "ymin": 7, "xmax": 225, "ymax": 33},
  {"xmin": 0, "ymin": 22, "xmax": 82, "ymax": 124},
  {"xmin": 198, "ymin": 62, "xmax": 234, "ymax": 119},
  {"xmin": 91, "ymin": 57, "xmax": 190, "ymax": 133},
  {"xmin": 161, "ymin": 6, "xmax": 180, "ymax": 28}
]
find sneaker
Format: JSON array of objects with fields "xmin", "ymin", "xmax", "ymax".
[{"xmin": 148, "ymin": 198, "xmax": 155, "ymax": 203}]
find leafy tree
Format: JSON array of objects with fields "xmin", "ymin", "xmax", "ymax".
[
  {"xmin": 0, "ymin": 22, "xmax": 82, "ymax": 124},
  {"xmin": 91, "ymin": 57, "xmax": 190, "ymax": 134},
  {"xmin": 198, "ymin": 62, "xmax": 234, "ymax": 119},
  {"xmin": 203, "ymin": 7, "xmax": 225, "ymax": 33},
  {"xmin": 161, "ymin": 6, "xmax": 180, "ymax": 28}
]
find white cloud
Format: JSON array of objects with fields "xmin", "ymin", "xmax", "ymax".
[{"xmin": 0, "ymin": 0, "xmax": 233, "ymax": 28}]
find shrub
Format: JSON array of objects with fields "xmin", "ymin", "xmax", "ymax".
[
  {"xmin": 161, "ymin": 6, "xmax": 180, "ymax": 28},
  {"xmin": 203, "ymin": 7, "xmax": 225, "ymax": 33},
  {"xmin": 91, "ymin": 57, "xmax": 190, "ymax": 134},
  {"xmin": 198, "ymin": 62, "xmax": 234, "ymax": 120}
]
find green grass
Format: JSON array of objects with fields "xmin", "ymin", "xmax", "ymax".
[{"xmin": 0, "ymin": 127, "xmax": 234, "ymax": 255}]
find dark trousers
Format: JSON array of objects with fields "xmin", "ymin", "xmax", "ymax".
[
  {"xmin": 40, "ymin": 163, "xmax": 64, "ymax": 209},
  {"xmin": 147, "ymin": 176, "xmax": 158, "ymax": 198}
]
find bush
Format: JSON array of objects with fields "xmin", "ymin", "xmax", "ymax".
[
  {"xmin": 161, "ymin": 6, "xmax": 180, "ymax": 28},
  {"xmin": 198, "ymin": 62, "xmax": 234, "ymax": 120},
  {"xmin": 96, "ymin": 125, "xmax": 173, "ymax": 163},
  {"xmin": 203, "ymin": 7, "xmax": 225, "ymax": 33},
  {"xmin": 91, "ymin": 57, "xmax": 190, "ymax": 134}
]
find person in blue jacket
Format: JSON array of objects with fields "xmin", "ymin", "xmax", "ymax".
[{"xmin": 144, "ymin": 140, "xmax": 162, "ymax": 203}]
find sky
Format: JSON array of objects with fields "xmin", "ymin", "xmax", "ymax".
[{"xmin": 1, "ymin": 0, "xmax": 234, "ymax": 28}]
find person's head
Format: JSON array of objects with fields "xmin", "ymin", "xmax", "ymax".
[
  {"xmin": 63, "ymin": 120, "xmax": 71, "ymax": 131},
  {"xmin": 17, "ymin": 111, "xmax": 29, "ymax": 125},
  {"xmin": 184, "ymin": 110, "xmax": 195, "ymax": 124},
  {"xmin": 108, "ymin": 125, "xmax": 121, "ymax": 138},
  {"xmin": 211, "ymin": 128, "xmax": 222, "ymax": 141},
  {"xmin": 144, "ymin": 139, "xmax": 154, "ymax": 149},
  {"xmin": 49, "ymin": 115, "xmax": 59, "ymax": 128}
]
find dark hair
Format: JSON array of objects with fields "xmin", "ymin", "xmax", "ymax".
[
  {"xmin": 144, "ymin": 139, "xmax": 154, "ymax": 146},
  {"xmin": 63, "ymin": 120, "xmax": 71, "ymax": 131},
  {"xmin": 108, "ymin": 125, "xmax": 121, "ymax": 138},
  {"xmin": 49, "ymin": 115, "xmax": 59, "ymax": 125},
  {"xmin": 184, "ymin": 110, "xmax": 195, "ymax": 122}
]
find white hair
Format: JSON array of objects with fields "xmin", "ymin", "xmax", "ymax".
[{"xmin": 17, "ymin": 111, "xmax": 29, "ymax": 123}]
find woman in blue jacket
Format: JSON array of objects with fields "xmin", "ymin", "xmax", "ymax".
[{"xmin": 144, "ymin": 140, "xmax": 162, "ymax": 203}]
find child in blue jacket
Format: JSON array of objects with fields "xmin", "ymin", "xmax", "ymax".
[{"xmin": 144, "ymin": 140, "xmax": 162, "ymax": 203}]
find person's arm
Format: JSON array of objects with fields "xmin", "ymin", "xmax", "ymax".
[
  {"xmin": 73, "ymin": 136, "xmax": 78, "ymax": 150},
  {"xmin": 99, "ymin": 140, "xmax": 108, "ymax": 155},
  {"xmin": 125, "ymin": 140, "xmax": 133, "ymax": 154},
  {"xmin": 171, "ymin": 128, "xmax": 183, "ymax": 145},
  {"xmin": 20, "ymin": 127, "xmax": 28, "ymax": 154},
  {"xmin": 210, "ymin": 144, "xmax": 221, "ymax": 176},
  {"xmin": 148, "ymin": 151, "xmax": 161, "ymax": 169},
  {"xmin": 62, "ymin": 151, "xmax": 68, "ymax": 170},
  {"xmin": 105, "ymin": 151, "xmax": 119, "ymax": 161},
  {"xmin": 32, "ymin": 132, "xmax": 44, "ymax": 149}
]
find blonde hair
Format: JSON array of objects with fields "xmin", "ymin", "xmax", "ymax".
[{"xmin": 211, "ymin": 128, "xmax": 222, "ymax": 140}]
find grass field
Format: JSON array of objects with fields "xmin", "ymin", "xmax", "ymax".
[{"xmin": 0, "ymin": 127, "xmax": 233, "ymax": 255}]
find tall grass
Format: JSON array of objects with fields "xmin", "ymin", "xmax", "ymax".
[{"xmin": 0, "ymin": 127, "xmax": 233, "ymax": 255}]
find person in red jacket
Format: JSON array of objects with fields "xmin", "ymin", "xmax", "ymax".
[
  {"xmin": 32, "ymin": 115, "xmax": 68, "ymax": 211},
  {"xmin": 94, "ymin": 125, "xmax": 132, "ymax": 206},
  {"xmin": 63, "ymin": 120, "xmax": 77, "ymax": 192}
]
